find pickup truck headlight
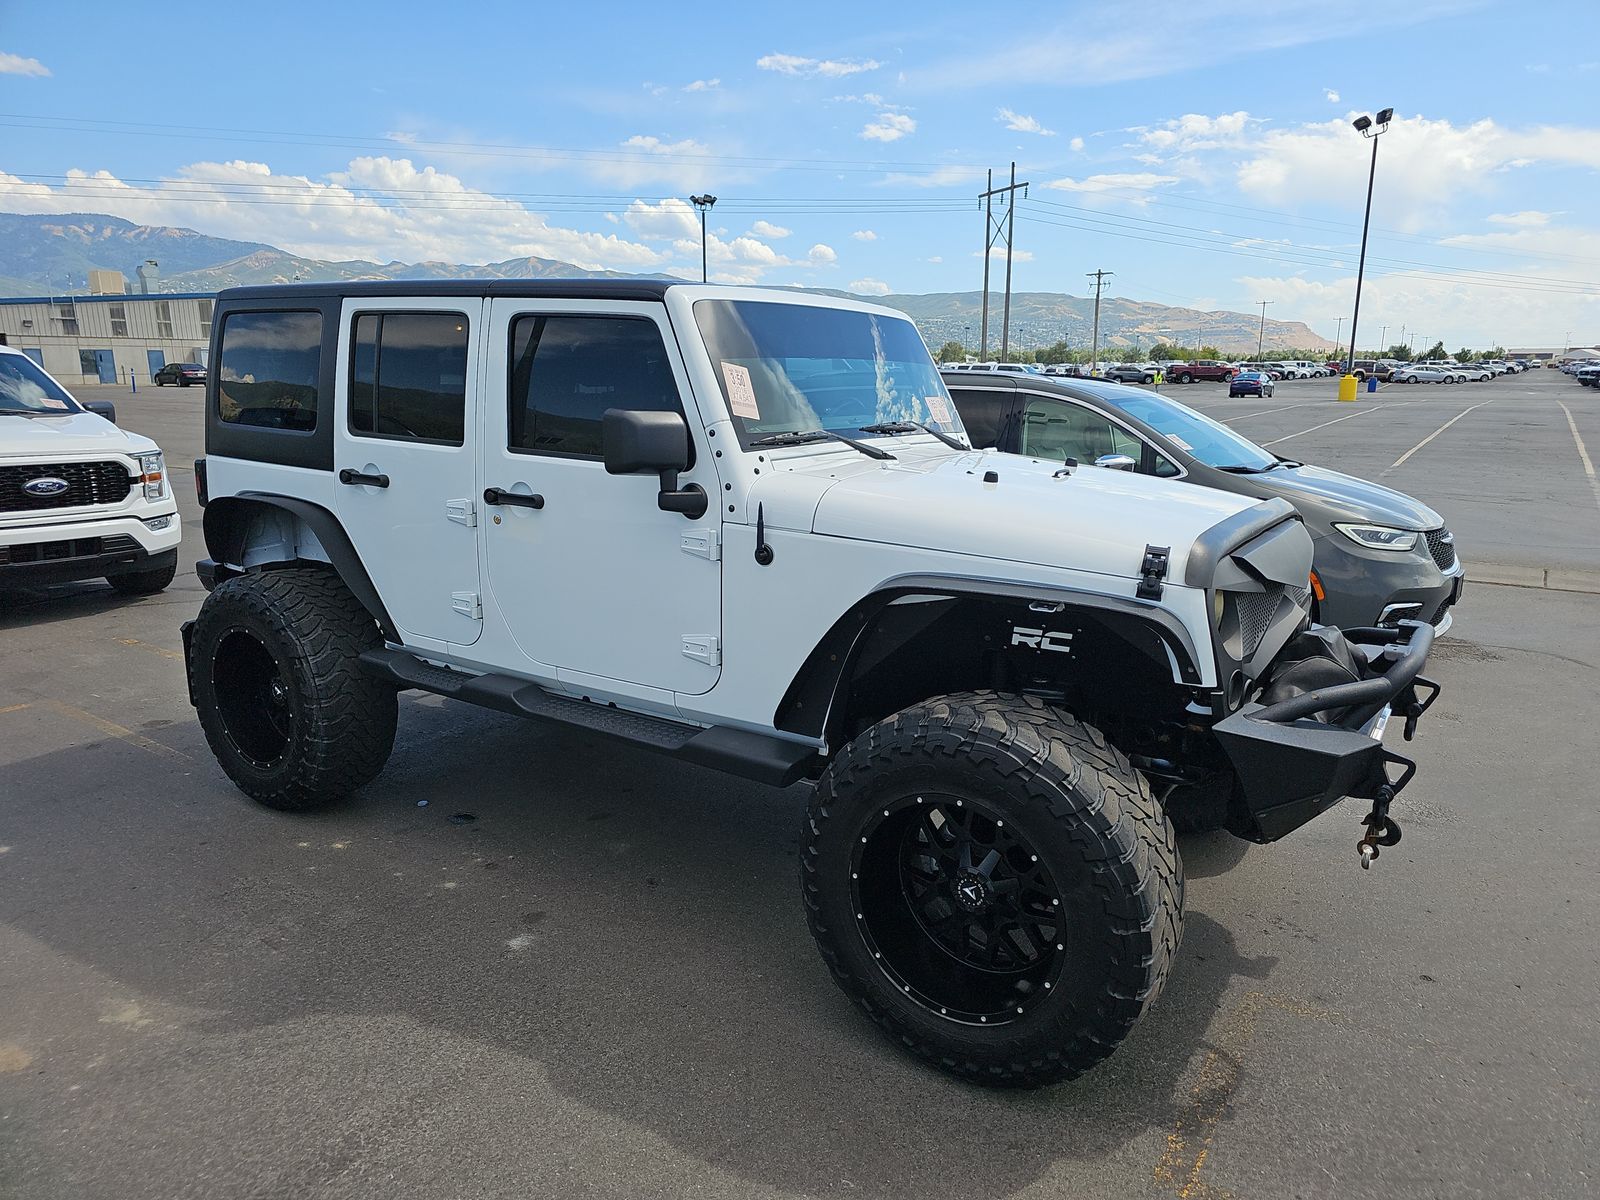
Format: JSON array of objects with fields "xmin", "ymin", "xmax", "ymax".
[
  {"xmin": 135, "ymin": 451, "xmax": 166, "ymax": 501},
  {"xmin": 1333, "ymin": 522, "xmax": 1417, "ymax": 552}
]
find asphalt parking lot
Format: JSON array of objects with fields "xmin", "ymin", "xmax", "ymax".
[{"xmin": 2, "ymin": 370, "xmax": 1597, "ymax": 1200}]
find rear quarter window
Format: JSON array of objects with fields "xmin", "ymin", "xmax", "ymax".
[{"xmin": 217, "ymin": 310, "xmax": 322, "ymax": 431}]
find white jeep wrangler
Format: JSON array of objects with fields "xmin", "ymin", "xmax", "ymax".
[
  {"xmin": 183, "ymin": 282, "xmax": 1439, "ymax": 1086},
  {"xmin": 1, "ymin": 346, "xmax": 180, "ymax": 594}
]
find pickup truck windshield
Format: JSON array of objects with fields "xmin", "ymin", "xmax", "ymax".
[
  {"xmin": 693, "ymin": 299, "xmax": 963, "ymax": 451},
  {"xmin": 0, "ymin": 354, "xmax": 80, "ymax": 414}
]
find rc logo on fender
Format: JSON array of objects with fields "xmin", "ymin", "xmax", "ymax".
[{"xmin": 1010, "ymin": 626, "xmax": 1074, "ymax": 653}]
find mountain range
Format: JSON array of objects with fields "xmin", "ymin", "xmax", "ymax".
[{"xmin": 0, "ymin": 212, "xmax": 1333, "ymax": 351}]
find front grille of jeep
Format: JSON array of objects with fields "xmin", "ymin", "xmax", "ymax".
[
  {"xmin": 0, "ymin": 534, "xmax": 139, "ymax": 566},
  {"xmin": 0, "ymin": 461, "xmax": 135, "ymax": 513},
  {"xmin": 1424, "ymin": 527, "xmax": 1456, "ymax": 571}
]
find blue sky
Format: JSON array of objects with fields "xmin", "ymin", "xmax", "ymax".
[{"xmin": 2, "ymin": 0, "xmax": 1598, "ymax": 346}]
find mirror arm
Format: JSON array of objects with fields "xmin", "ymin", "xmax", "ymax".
[{"xmin": 657, "ymin": 470, "xmax": 708, "ymax": 518}]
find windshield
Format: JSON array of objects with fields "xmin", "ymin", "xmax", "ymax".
[
  {"xmin": 1106, "ymin": 388, "xmax": 1277, "ymax": 471},
  {"xmin": 0, "ymin": 354, "xmax": 80, "ymax": 414},
  {"xmin": 693, "ymin": 299, "xmax": 963, "ymax": 450}
]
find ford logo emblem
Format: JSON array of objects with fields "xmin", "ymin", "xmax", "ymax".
[{"xmin": 22, "ymin": 477, "xmax": 70, "ymax": 497}]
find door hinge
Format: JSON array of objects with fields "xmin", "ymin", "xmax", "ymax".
[
  {"xmin": 446, "ymin": 498, "xmax": 477, "ymax": 527},
  {"xmin": 681, "ymin": 634, "xmax": 721, "ymax": 666},
  {"xmin": 680, "ymin": 527, "xmax": 720, "ymax": 561},
  {"xmin": 452, "ymin": 591, "xmax": 483, "ymax": 620}
]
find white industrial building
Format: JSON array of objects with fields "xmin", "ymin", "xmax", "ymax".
[{"xmin": 0, "ymin": 292, "xmax": 215, "ymax": 387}]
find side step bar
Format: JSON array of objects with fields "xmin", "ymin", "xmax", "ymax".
[{"xmin": 358, "ymin": 647, "xmax": 817, "ymax": 788}]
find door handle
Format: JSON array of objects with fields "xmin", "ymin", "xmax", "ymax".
[
  {"xmin": 483, "ymin": 486, "xmax": 544, "ymax": 510},
  {"xmin": 338, "ymin": 468, "xmax": 390, "ymax": 488}
]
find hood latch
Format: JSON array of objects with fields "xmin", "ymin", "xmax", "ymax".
[{"xmin": 1136, "ymin": 545, "xmax": 1170, "ymax": 600}]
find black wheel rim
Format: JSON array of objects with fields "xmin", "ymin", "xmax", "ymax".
[
  {"xmin": 851, "ymin": 794, "xmax": 1066, "ymax": 1025},
  {"xmin": 212, "ymin": 628, "xmax": 294, "ymax": 768}
]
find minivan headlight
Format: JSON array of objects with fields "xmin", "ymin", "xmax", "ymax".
[
  {"xmin": 135, "ymin": 451, "xmax": 166, "ymax": 500},
  {"xmin": 1333, "ymin": 522, "xmax": 1417, "ymax": 552}
]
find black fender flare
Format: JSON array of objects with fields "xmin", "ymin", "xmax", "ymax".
[
  {"xmin": 201, "ymin": 493, "xmax": 398, "ymax": 642},
  {"xmin": 774, "ymin": 575, "xmax": 1205, "ymax": 742}
]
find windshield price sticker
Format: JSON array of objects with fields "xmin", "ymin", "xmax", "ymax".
[
  {"xmin": 924, "ymin": 394, "xmax": 952, "ymax": 424},
  {"xmin": 721, "ymin": 362, "xmax": 760, "ymax": 419},
  {"xmin": 40, "ymin": 398, "xmax": 69, "ymax": 409},
  {"xmin": 1167, "ymin": 434, "xmax": 1193, "ymax": 451}
]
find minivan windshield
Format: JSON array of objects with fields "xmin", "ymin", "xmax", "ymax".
[
  {"xmin": 0, "ymin": 353, "xmax": 80, "ymax": 415},
  {"xmin": 1104, "ymin": 388, "xmax": 1278, "ymax": 471},
  {"xmin": 693, "ymin": 299, "xmax": 964, "ymax": 450}
]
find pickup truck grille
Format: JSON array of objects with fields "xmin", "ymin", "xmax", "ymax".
[
  {"xmin": 0, "ymin": 461, "xmax": 135, "ymax": 513},
  {"xmin": 0, "ymin": 534, "xmax": 139, "ymax": 565},
  {"xmin": 1424, "ymin": 527, "xmax": 1456, "ymax": 571}
]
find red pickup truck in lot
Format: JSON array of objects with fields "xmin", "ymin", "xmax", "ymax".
[{"xmin": 1168, "ymin": 359, "xmax": 1236, "ymax": 383}]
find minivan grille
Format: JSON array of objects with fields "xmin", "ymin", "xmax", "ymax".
[
  {"xmin": 0, "ymin": 461, "xmax": 135, "ymax": 513},
  {"xmin": 1424, "ymin": 527, "xmax": 1456, "ymax": 571}
]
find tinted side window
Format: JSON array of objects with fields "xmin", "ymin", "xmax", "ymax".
[
  {"xmin": 1019, "ymin": 397, "xmax": 1142, "ymax": 463},
  {"xmin": 349, "ymin": 312, "xmax": 468, "ymax": 445},
  {"xmin": 947, "ymin": 388, "xmax": 1010, "ymax": 449},
  {"xmin": 507, "ymin": 315, "xmax": 682, "ymax": 459},
  {"xmin": 217, "ymin": 310, "xmax": 322, "ymax": 431}
]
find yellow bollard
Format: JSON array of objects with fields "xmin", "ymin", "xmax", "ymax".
[{"xmin": 1337, "ymin": 373, "xmax": 1359, "ymax": 402}]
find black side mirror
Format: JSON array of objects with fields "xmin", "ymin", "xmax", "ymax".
[
  {"xmin": 83, "ymin": 400, "xmax": 117, "ymax": 424},
  {"xmin": 601, "ymin": 409, "xmax": 706, "ymax": 518}
]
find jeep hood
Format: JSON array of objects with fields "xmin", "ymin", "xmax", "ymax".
[
  {"xmin": 0, "ymin": 411, "xmax": 156, "ymax": 457},
  {"xmin": 778, "ymin": 447, "xmax": 1265, "ymax": 583}
]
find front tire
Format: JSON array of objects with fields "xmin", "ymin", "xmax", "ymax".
[
  {"xmin": 801, "ymin": 691, "xmax": 1183, "ymax": 1088},
  {"xmin": 190, "ymin": 568, "xmax": 396, "ymax": 811},
  {"xmin": 1178, "ymin": 372, "xmax": 1193, "ymax": 383}
]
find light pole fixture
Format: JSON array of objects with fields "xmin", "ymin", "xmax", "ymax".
[
  {"xmin": 689, "ymin": 194, "xmax": 717, "ymax": 283},
  {"xmin": 1344, "ymin": 107, "xmax": 1393, "ymax": 377}
]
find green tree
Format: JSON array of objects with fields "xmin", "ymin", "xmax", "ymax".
[
  {"xmin": 1455, "ymin": 347, "xmax": 1476, "ymax": 363},
  {"xmin": 1386, "ymin": 344, "xmax": 1413, "ymax": 361},
  {"xmin": 1488, "ymin": 345, "xmax": 1507, "ymax": 359},
  {"xmin": 935, "ymin": 340, "xmax": 968, "ymax": 363},
  {"xmin": 1424, "ymin": 341, "xmax": 1448, "ymax": 360}
]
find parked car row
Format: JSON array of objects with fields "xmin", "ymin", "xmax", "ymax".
[{"xmin": 1569, "ymin": 362, "xmax": 1600, "ymax": 386}]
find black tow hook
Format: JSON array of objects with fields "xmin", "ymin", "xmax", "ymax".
[{"xmin": 1357, "ymin": 748, "xmax": 1416, "ymax": 869}]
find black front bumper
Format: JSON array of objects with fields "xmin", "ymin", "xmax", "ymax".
[
  {"xmin": 1213, "ymin": 620, "xmax": 1438, "ymax": 842},
  {"xmin": 0, "ymin": 543, "xmax": 176, "ymax": 588}
]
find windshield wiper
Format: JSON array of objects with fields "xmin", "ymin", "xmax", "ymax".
[
  {"xmin": 1214, "ymin": 464, "xmax": 1270, "ymax": 474},
  {"xmin": 749, "ymin": 429, "xmax": 895, "ymax": 460},
  {"xmin": 858, "ymin": 420, "xmax": 970, "ymax": 451}
]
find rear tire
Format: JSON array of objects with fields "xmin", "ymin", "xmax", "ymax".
[
  {"xmin": 106, "ymin": 560, "xmax": 176, "ymax": 596},
  {"xmin": 190, "ymin": 568, "xmax": 396, "ymax": 811},
  {"xmin": 1178, "ymin": 372, "xmax": 1193, "ymax": 383},
  {"xmin": 802, "ymin": 691, "xmax": 1183, "ymax": 1088}
]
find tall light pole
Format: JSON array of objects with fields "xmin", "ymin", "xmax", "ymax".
[
  {"xmin": 1344, "ymin": 107, "xmax": 1393, "ymax": 376},
  {"xmin": 1256, "ymin": 300, "xmax": 1273, "ymax": 360},
  {"xmin": 689, "ymin": 194, "xmax": 717, "ymax": 283}
]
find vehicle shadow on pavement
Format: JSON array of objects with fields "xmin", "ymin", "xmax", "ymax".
[{"xmin": 0, "ymin": 698, "xmax": 1280, "ymax": 1198}]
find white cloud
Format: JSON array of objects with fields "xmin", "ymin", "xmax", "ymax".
[
  {"xmin": 926, "ymin": 255, "xmax": 942, "ymax": 264},
  {"xmin": 621, "ymin": 198, "xmax": 701, "ymax": 241},
  {"xmin": 1044, "ymin": 172, "xmax": 1179, "ymax": 203},
  {"xmin": 1486, "ymin": 210, "xmax": 1556, "ymax": 227},
  {"xmin": 849, "ymin": 278, "xmax": 892, "ymax": 295},
  {"xmin": 1069, "ymin": 136, "xmax": 1085, "ymax": 152},
  {"xmin": 851, "ymin": 229, "xmax": 878, "ymax": 241},
  {"xmin": 997, "ymin": 108, "xmax": 1056, "ymax": 136},
  {"xmin": 0, "ymin": 52, "xmax": 49, "ymax": 77},
  {"xmin": 749, "ymin": 220, "xmax": 791, "ymax": 238},
  {"xmin": 974, "ymin": 248, "xmax": 1036, "ymax": 263},
  {"xmin": 808, "ymin": 243, "xmax": 838, "ymax": 265},
  {"xmin": 877, "ymin": 164, "xmax": 986, "ymax": 189},
  {"xmin": 861, "ymin": 112, "xmax": 916, "ymax": 142},
  {"xmin": 1324, "ymin": 88, "xmax": 1341, "ymax": 103},
  {"xmin": 1139, "ymin": 111, "xmax": 1255, "ymax": 153},
  {"xmin": 756, "ymin": 53, "xmax": 880, "ymax": 79},
  {"xmin": 682, "ymin": 78, "xmax": 720, "ymax": 92}
]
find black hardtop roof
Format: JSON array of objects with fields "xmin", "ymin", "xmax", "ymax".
[{"xmin": 216, "ymin": 278, "xmax": 679, "ymax": 304}]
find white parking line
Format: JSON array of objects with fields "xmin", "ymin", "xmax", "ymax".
[
  {"xmin": 1260, "ymin": 404, "xmax": 1405, "ymax": 447},
  {"xmin": 1385, "ymin": 399, "xmax": 1497, "ymax": 472},
  {"xmin": 1554, "ymin": 398, "xmax": 1600, "ymax": 515},
  {"xmin": 1232, "ymin": 402, "xmax": 1311, "ymax": 421}
]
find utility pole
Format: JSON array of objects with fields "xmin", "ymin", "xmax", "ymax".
[
  {"xmin": 1334, "ymin": 315, "xmax": 1345, "ymax": 359},
  {"xmin": 1087, "ymin": 269, "xmax": 1113, "ymax": 375},
  {"xmin": 978, "ymin": 163, "xmax": 1029, "ymax": 360},
  {"xmin": 1256, "ymin": 300, "xmax": 1273, "ymax": 360},
  {"xmin": 1377, "ymin": 325, "xmax": 1387, "ymax": 360}
]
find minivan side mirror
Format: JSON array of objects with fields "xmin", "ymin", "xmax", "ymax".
[
  {"xmin": 83, "ymin": 400, "xmax": 117, "ymax": 424},
  {"xmin": 1095, "ymin": 453, "xmax": 1137, "ymax": 471},
  {"xmin": 602, "ymin": 408, "xmax": 707, "ymax": 518}
]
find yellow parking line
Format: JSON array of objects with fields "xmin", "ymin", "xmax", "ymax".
[
  {"xmin": 0, "ymin": 703, "xmax": 32, "ymax": 715},
  {"xmin": 38, "ymin": 698, "xmax": 190, "ymax": 762},
  {"xmin": 116, "ymin": 637, "xmax": 185, "ymax": 661}
]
